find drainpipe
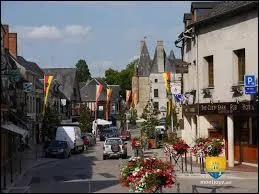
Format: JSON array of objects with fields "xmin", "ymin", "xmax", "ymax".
[{"xmin": 195, "ymin": 30, "xmax": 200, "ymax": 138}]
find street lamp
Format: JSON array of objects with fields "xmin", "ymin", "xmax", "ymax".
[{"xmin": 167, "ymin": 92, "xmax": 174, "ymax": 132}]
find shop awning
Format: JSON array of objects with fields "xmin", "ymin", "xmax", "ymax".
[{"xmin": 1, "ymin": 124, "xmax": 28, "ymax": 137}]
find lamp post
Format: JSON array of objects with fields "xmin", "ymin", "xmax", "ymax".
[{"xmin": 167, "ymin": 92, "xmax": 174, "ymax": 132}]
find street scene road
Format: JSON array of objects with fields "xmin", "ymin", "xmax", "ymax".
[
  {"xmin": 14, "ymin": 140, "xmax": 129, "ymax": 193},
  {"xmin": 9, "ymin": 128, "xmax": 258, "ymax": 193},
  {"xmin": 1, "ymin": 1, "xmax": 258, "ymax": 193}
]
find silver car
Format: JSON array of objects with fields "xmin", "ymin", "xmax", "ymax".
[{"xmin": 103, "ymin": 138, "xmax": 127, "ymax": 160}]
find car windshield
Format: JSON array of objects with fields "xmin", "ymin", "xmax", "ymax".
[
  {"xmin": 105, "ymin": 139, "xmax": 121, "ymax": 145},
  {"xmin": 49, "ymin": 141, "xmax": 67, "ymax": 147}
]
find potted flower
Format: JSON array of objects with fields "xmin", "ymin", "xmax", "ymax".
[
  {"xmin": 205, "ymin": 138, "xmax": 224, "ymax": 157},
  {"xmin": 172, "ymin": 139, "xmax": 189, "ymax": 155},
  {"xmin": 120, "ymin": 157, "xmax": 176, "ymax": 193}
]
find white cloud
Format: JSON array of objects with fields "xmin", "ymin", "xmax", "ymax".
[{"xmin": 14, "ymin": 25, "xmax": 92, "ymax": 41}]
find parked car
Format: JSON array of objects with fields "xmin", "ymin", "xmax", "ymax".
[
  {"xmin": 45, "ymin": 140, "xmax": 71, "ymax": 158},
  {"xmin": 100, "ymin": 128, "xmax": 115, "ymax": 141},
  {"xmin": 103, "ymin": 137, "xmax": 127, "ymax": 160},
  {"xmin": 55, "ymin": 125, "xmax": 84, "ymax": 153},
  {"xmin": 82, "ymin": 133, "xmax": 96, "ymax": 146},
  {"xmin": 120, "ymin": 130, "xmax": 131, "ymax": 141}
]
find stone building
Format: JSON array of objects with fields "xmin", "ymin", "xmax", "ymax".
[
  {"xmin": 132, "ymin": 40, "xmax": 151, "ymax": 117},
  {"xmin": 175, "ymin": 1, "xmax": 258, "ymax": 166}
]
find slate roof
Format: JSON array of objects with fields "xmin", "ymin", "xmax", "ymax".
[
  {"xmin": 43, "ymin": 68, "xmax": 80, "ymax": 101},
  {"xmin": 191, "ymin": 2, "xmax": 220, "ymax": 12},
  {"xmin": 15, "ymin": 56, "xmax": 44, "ymax": 89},
  {"xmin": 150, "ymin": 47, "xmax": 176, "ymax": 73},
  {"xmin": 136, "ymin": 40, "xmax": 151, "ymax": 77},
  {"xmin": 80, "ymin": 78, "xmax": 120, "ymax": 102},
  {"xmin": 188, "ymin": 1, "xmax": 258, "ymax": 28},
  {"xmin": 79, "ymin": 82, "xmax": 87, "ymax": 89},
  {"xmin": 183, "ymin": 13, "xmax": 192, "ymax": 22}
]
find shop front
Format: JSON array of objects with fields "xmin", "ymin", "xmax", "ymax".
[{"xmin": 198, "ymin": 101, "xmax": 258, "ymax": 164}]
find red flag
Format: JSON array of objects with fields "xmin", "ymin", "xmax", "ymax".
[
  {"xmin": 95, "ymin": 84, "xmax": 104, "ymax": 110},
  {"xmin": 126, "ymin": 90, "xmax": 131, "ymax": 110},
  {"xmin": 106, "ymin": 88, "xmax": 113, "ymax": 120}
]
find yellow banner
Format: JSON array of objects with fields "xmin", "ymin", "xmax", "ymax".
[{"xmin": 43, "ymin": 75, "xmax": 54, "ymax": 115}]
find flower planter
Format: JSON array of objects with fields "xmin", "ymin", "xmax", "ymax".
[
  {"xmin": 205, "ymin": 156, "xmax": 226, "ymax": 179},
  {"xmin": 148, "ymin": 139, "xmax": 157, "ymax": 149}
]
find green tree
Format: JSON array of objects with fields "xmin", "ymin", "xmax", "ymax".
[
  {"xmin": 42, "ymin": 106, "xmax": 61, "ymax": 140},
  {"xmin": 118, "ymin": 107, "xmax": 126, "ymax": 128},
  {"xmin": 104, "ymin": 60, "xmax": 136, "ymax": 99},
  {"xmin": 75, "ymin": 59, "xmax": 91, "ymax": 82},
  {"xmin": 141, "ymin": 102, "xmax": 159, "ymax": 139},
  {"xmin": 104, "ymin": 68, "xmax": 120, "ymax": 85},
  {"xmin": 129, "ymin": 108, "xmax": 137, "ymax": 125},
  {"xmin": 79, "ymin": 104, "xmax": 92, "ymax": 133}
]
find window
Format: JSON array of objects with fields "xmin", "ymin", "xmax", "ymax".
[
  {"xmin": 205, "ymin": 55, "xmax": 214, "ymax": 87},
  {"xmin": 154, "ymin": 89, "xmax": 159, "ymax": 98},
  {"xmin": 153, "ymin": 102, "xmax": 159, "ymax": 110},
  {"xmin": 73, "ymin": 88, "xmax": 76, "ymax": 97},
  {"xmin": 234, "ymin": 49, "xmax": 245, "ymax": 84},
  {"xmin": 155, "ymin": 79, "xmax": 158, "ymax": 83}
]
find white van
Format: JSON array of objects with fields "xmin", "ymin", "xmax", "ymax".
[{"xmin": 55, "ymin": 125, "xmax": 84, "ymax": 152}]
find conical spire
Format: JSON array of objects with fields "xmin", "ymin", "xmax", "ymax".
[{"xmin": 137, "ymin": 39, "xmax": 151, "ymax": 77}]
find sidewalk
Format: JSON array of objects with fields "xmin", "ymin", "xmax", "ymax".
[
  {"xmin": 1, "ymin": 144, "xmax": 59, "ymax": 193},
  {"xmin": 143, "ymin": 147, "xmax": 258, "ymax": 175}
]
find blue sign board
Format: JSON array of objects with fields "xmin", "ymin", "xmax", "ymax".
[
  {"xmin": 23, "ymin": 82, "xmax": 33, "ymax": 93},
  {"xmin": 245, "ymin": 87, "xmax": 257, "ymax": 95},
  {"xmin": 244, "ymin": 75, "xmax": 256, "ymax": 87},
  {"xmin": 244, "ymin": 75, "xmax": 257, "ymax": 95}
]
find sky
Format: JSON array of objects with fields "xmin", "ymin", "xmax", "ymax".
[{"xmin": 1, "ymin": 1, "xmax": 192, "ymax": 77}]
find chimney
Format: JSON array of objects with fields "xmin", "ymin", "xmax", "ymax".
[
  {"xmin": 156, "ymin": 40, "xmax": 164, "ymax": 73},
  {"xmin": 140, "ymin": 40, "xmax": 145, "ymax": 54},
  {"xmin": 2, "ymin": 25, "xmax": 9, "ymax": 49},
  {"xmin": 8, "ymin": 33, "xmax": 17, "ymax": 56}
]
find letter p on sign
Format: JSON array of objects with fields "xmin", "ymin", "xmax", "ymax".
[{"xmin": 245, "ymin": 75, "xmax": 255, "ymax": 87}]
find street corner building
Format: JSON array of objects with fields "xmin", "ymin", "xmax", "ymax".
[{"xmin": 174, "ymin": 1, "xmax": 258, "ymax": 167}]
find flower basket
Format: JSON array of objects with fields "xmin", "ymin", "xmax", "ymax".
[
  {"xmin": 191, "ymin": 138, "xmax": 224, "ymax": 157},
  {"xmin": 120, "ymin": 157, "xmax": 176, "ymax": 193},
  {"xmin": 131, "ymin": 137, "xmax": 142, "ymax": 150},
  {"xmin": 172, "ymin": 140, "xmax": 189, "ymax": 155}
]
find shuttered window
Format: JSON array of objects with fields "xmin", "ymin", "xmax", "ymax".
[
  {"xmin": 205, "ymin": 55, "xmax": 214, "ymax": 87},
  {"xmin": 235, "ymin": 49, "xmax": 245, "ymax": 84},
  {"xmin": 154, "ymin": 89, "xmax": 159, "ymax": 98}
]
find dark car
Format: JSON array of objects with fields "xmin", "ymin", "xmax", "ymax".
[{"xmin": 45, "ymin": 140, "xmax": 71, "ymax": 158}]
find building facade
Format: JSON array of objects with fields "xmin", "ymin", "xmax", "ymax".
[{"xmin": 176, "ymin": 1, "xmax": 258, "ymax": 166}]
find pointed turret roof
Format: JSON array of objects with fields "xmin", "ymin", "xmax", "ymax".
[{"xmin": 136, "ymin": 40, "xmax": 151, "ymax": 77}]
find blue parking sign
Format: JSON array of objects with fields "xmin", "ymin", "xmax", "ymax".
[{"xmin": 244, "ymin": 75, "xmax": 255, "ymax": 87}]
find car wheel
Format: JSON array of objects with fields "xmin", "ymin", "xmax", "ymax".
[
  {"xmin": 63, "ymin": 152, "xmax": 68, "ymax": 158},
  {"xmin": 103, "ymin": 155, "xmax": 107, "ymax": 160}
]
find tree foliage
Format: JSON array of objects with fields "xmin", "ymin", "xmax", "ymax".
[
  {"xmin": 104, "ymin": 60, "xmax": 136, "ymax": 99},
  {"xmin": 141, "ymin": 102, "xmax": 160, "ymax": 139},
  {"xmin": 79, "ymin": 104, "xmax": 92, "ymax": 133},
  {"xmin": 118, "ymin": 106, "xmax": 126, "ymax": 128},
  {"xmin": 42, "ymin": 106, "xmax": 61, "ymax": 140},
  {"xmin": 75, "ymin": 59, "xmax": 91, "ymax": 82},
  {"xmin": 129, "ymin": 108, "xmax": 137, "ymax": 125}
]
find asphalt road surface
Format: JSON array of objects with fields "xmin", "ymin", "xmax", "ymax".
[{"xmin": 14, "ymin": 139, "xmax": 131, "ymax": 193}]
